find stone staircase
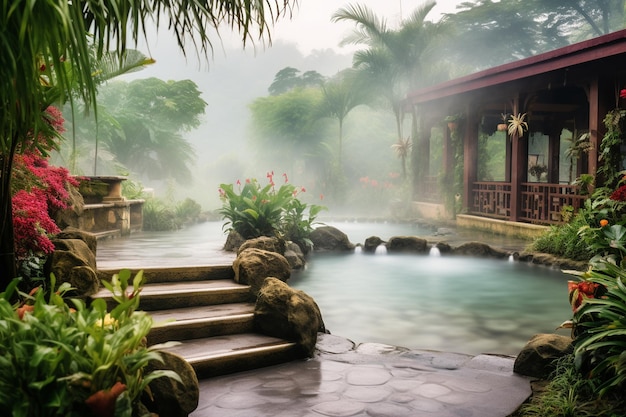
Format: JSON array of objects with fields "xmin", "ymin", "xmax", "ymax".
[{"xmin": 94, "ymin": 265, "xmax": 300, "ymax": 379}]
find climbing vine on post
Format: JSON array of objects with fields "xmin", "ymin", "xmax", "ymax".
[{"xmin": 598, "ymin": 108, "xmax": 626, "ymax": 189}]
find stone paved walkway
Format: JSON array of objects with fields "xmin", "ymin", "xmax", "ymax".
[{"xmin": 190, "ymin": 333, "xmax": 532, "ymax": 417}]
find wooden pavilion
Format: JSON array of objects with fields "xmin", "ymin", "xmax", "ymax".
[{"xmin": 405, "ymin": 29, "xmax": 626, "ymax": 227}]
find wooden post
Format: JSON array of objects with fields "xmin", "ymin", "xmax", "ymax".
[
  {"xmin": 509, "ymin": 98, "xmax": 527, "ymax": 221},
  {"xmin": 463, "ymin": 112, "xmax": 477, "ymax": 211}
]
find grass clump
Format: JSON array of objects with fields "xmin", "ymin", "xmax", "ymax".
[{"xmin": 514, "ymin": 355, "xmax": 626, "ymax": 417}]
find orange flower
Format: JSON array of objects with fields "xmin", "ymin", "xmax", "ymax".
[
  {"xmin": 17, "ymin": 304, "xmax": 34, "ymax": 320},
  {"xmin": 600, "ymin": 219, "xmax": 609, "ymax": 227},
  {"xmin": 85, "ymin": 382, "xmax": 127, "ymax": 417}
]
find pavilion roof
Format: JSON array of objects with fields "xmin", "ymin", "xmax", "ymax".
[{"xmin": 406, "ymin": 29, "xmax": 626, "ymax": 105}]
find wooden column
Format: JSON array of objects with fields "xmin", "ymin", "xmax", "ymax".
[
  {"xmin": 462, "ymin": 112, "xmax": 478, "ymax": 211},
  {"xmin": 548, "ymin": 122, "xmax": 562, "ymax": 183},
  {"xmin": 509, "ymin": 98, "xmax": 527, "ymax": 221},
  {"xmin": 588, "ymin": 77, "xmax": 600, "ymax": 177}
]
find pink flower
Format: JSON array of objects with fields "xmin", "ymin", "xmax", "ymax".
[{"xmin": 283, "ymin": 173, "xmax": 288, "ymax": 183}]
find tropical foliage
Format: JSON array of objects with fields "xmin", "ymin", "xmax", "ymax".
[
  {"xmin": 142, "ymin": 197, "xmax": 203, "ymax": 232},
  {"xmin": 570, "ymin": 259, "xmax": 626, "ymax": 397},
  {"xmin": 0, "ymin": 271, "xmax": 180, "ymax": 417},
  {"xmin": 332, "ymin": 1, "xmax": 452, "ymax": 144},
  {"xmin": 219, "ymin": 172, "xmax": 325, "ymax": 252},
  {"xmin": 446, "ymin": 0, "xmax": 625, "ymax": 71},
  {"xmin": 0, "ymin": 0, "xmax": 297, "ymax": 286},
  {"xmin": 10, "ymin": 107, "xmax": 78, "ymax": 277},
  {"xmin": 59, "ymin": 78, "xmax": 206, "ymax": 183},
  {"xmin": 268, "ymin": 67, "xmax": 326, "ymax": 96}
]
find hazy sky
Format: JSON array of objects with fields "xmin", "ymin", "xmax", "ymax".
[
  {"xmin": 116, "ymin": 0, "xmax": 469, "ymax": 206},
  {"xmin": 269, "ymin": 0, "xmax": 465, "ymax": 55}
]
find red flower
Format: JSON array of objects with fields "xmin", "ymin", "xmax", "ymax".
[
  {"xmin": 610, "ymin": 184, "xmax": 626, "ymax": 201},
  {"xmin": 620, "ymin": 88, "xmax": 626, "ymax": 99},
  {"xmin": 568, "ymin": 280, "xmax": 600, "ymax": 312},
  {"xmin": 85, "ymin": 382, "xmax": 127, "ymax": 417}
]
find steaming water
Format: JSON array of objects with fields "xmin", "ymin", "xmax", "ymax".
[
  {"xmin": 96, "ymin": 220, "xmax": 573, "ymax": 355},
  {"xmin": 290, "ymin": 252, "xmax": 571, "ymax": 356}
]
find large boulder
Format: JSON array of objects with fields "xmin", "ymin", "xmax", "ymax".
[
  {"xmin": 223, "ymin": 230, "xmax": 245, "ymax": 252},
  {"xmin": 310, "ymin": 226, "xmax": 354, "ymax": 252},
  {"xmin": 514, "ymin": 333, "xmax": 573, "ymax": 378},
  {"xmin": 254, "ymin": 277, "xmax": 326, "ymax": 357},
  {"xmin": 45, "ymin": 236, "xmax": 99, "ymax": 296},
  {"xmin": 232, "ymin": 248, "xmax": 291, "ymax": 296},
  {"xmin": 238, "ymin": 236, "xmax": 286, "ymax": 256},
  {"xmin": 284, "ymin": 241, "xmax": 306, "ymax": 270},
  {"xmin": 55, "ymin": 227, "xmax": 97, "ymax": 255},
  {"xmin": 142, "ymin": 351, "xmax": 199, "ymax": 417},
  {"xmin": 452, "ymin": 241, "xmax": 509, "ymax": 259},
  {"xmin": 386, "ymin": 236, "xmax": 428, "ymax": 254},
  {"xmin": 363, "ymin": 236, "xmax": 385, "ymax": 253}
]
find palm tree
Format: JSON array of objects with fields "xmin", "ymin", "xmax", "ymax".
[
  {"xmin": 332, "ymin": 2, "xmax": 452, "ymax": 198},
  {"xmin": 332, "ymin": 2, "xmax": 451, "ymax": 143},
  {"xmin": 319, "ymin": 69, "xmax": 370, "ymax": 176},
  {"xmin": 0, "ymin": 0, "xmax": 296, "ymax": 286}
]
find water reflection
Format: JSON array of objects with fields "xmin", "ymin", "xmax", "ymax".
[
  {"xmin": 96, "ymin": 220, "xmax": 572, "ymax": 356},
  {"xmin": 96, "ymin": 222, "xmax": 236, "ymax": 269},
  {"xmin": 290, "ymin": 253, "xmax": 571, "ymax": 356}
]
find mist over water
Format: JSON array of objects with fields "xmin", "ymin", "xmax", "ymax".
[
  {"xmin": 97, "ymin": 220, "xmax": 572, "ymax": 355},
  {"xmin": 290, "ymin": 252, "xmax": 571, "ymax": 356}
]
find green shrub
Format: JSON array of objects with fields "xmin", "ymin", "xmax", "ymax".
[
  {"xmin": 0, "ymin": 271, "xmax": 179, "ymax": 417},
  {"xmin": 532, "ymin": 213, "xmax": 593, "ymax": 261},
  {"xmin": 176, "ymin": 198, "xmax": 202, "ymax": 225},
  {"xmin": 218, "ymin": 173, "xmax": 325, "ymax": 249},
  {"xmin": 516, "ymin": 354, "xmax": 625, "ymax": 417},
  {"xmin": 142, "ymin": 198, "xmax": 180, "ymax": 231},
  {"xmin": 573, "ymin": 259, "xmax": 626, "ymax": 397}
]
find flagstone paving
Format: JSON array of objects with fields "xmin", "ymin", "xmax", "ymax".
[{"xmin": 190, "ymin": 333, "xmax": 532, "ymax": 417}]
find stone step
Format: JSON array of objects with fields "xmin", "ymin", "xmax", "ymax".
[
  {"xmin": 97, "ymin": 264, "xmax": 234, "ymax": 284},
  {"xmin": 92, "ymin": 279, "xmax": 251, "ymax": 311},
  {"xmin": 157, "ymin": 333, "xmax": 300, "ymax": 379},
  {"xmin": 147, "ymin": 303, "xmax": 256, "ymax": 345}
]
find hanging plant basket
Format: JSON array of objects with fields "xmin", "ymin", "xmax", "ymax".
[
  {"xmin": 447, "ymin": 122, "xmax": 458, "ymax": 132},
  {"xmin": 497, "ymin": 123, "xmax": 508, "ymax": 131}
]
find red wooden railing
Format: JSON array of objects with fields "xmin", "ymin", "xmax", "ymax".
[
  {"xmin": 470, "ymin": 182, "xmax": 512, "ymax": 219},
  {"xmin": 469, "ymin": 181, "xmax": 586, "ymax": 224},
  {"xmin": 519, "ymin": 183, "xmax": 586, "ymax": 224}
]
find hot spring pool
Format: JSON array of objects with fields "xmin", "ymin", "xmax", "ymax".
[
  {"xmin": 289, "ymin": 251, "xmax": 571, "ymax": 356},
  {"xmin": 96, "ymin": 220, "xmax": 573, "ymax": 355}
]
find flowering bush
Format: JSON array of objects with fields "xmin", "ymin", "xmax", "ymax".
[
  {"xmin": 0, "ymin": 270, "xmax": 180, "ymax": 417},
  {"xmin": 568, "ymin": 260, "xmax": 626, "ymax": 397},
  {"xmin": 610, "ymin": 184, "xmax": 626, "ymax": 201},
  {"xmin": 10, "ymin": 106, "xmax": 78, "ymax": 263},
  {"xmin": 219, "ymin": 172, "xmax": 324, "ymax": 250}
]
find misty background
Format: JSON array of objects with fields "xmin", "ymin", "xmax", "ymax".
[{"xmin": 51, "ymin": 0, "xmax": 626, "ymax": 217}]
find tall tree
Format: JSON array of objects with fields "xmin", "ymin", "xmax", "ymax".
[
  {"xmin": 319, "ymin": 69, "xmax": 369, "ymax": 176},
  {"xmin": 0, "ymin": 0, "xmax": 296, "ymax": 286},
  {"xmin": 90, "ymin": 78, "xmax": 205, "ymax": 182},
  {"xmin": 332, "ymin": 2, "xmax": 451, "ymax": 142},
  {"xmin": 249, "ymin": 87, "xmax": 326, "ymax": 169},
  {"xmin": 445, "ymin": 0, "xmax": 626, "ymax": 71},
  {"xmin": 268, "ymin": 67, "xmax": 326, "ymax": 95}
]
